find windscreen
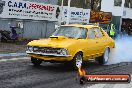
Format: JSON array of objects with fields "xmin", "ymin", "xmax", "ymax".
[{"xmin": 52, "ymin": 26, "xmax": 87, "ymax": 39}]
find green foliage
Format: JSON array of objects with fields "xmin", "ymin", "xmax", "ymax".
[{"xmin": 57, "ymin": 0, "xmax": 91, "ymax": 9}]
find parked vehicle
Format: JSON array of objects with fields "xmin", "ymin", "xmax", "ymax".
[
  {"xmin": 0, "ymin": 26, "xmax": 18, "ymax": 42},
  {"xmin": 26, "ymin": 24, "xmax": 115, "ymax": 69}
]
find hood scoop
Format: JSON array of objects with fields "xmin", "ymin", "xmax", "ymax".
[{"xmin": 50, "ymin": 36, "xmax": 67, "ymax": 40}]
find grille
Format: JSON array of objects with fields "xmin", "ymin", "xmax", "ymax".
[{"xmin": 33, "ymin": 47, "xmax": 60, "ymax": 54}]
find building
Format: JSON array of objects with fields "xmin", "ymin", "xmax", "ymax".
[
  {"xmin": 0, "ymin": 0, "xmax": 58, "ymax": 39},
  {"xmin": 101, "ymin": 0, "xmax": 132, "ymax": 34}
]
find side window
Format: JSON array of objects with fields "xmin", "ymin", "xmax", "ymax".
[
  {"xmin": 79, "ymin": 28, "xmax": 87, "ymax": 39},
  {"xmin": 88, "ymin": 29, "xmax": 95, "ymax": 39},
  {"xmin": 94, "ymin": 27, "xmax": 103, "ymax": 38}
]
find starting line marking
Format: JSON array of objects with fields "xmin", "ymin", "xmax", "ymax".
[
  {"xmin": 0, "ymin": 57, "xmax": 30, "ymax": 62},
  {"xmin": 0, "ymin": 53, "xmax": 27, "ymax": 57}
]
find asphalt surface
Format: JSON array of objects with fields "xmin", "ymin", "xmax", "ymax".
[
  {"xmin": 0, "ymin": 58, "xmax": 132, "ymax": 88},
  {"xmin": 0, "ymin": 42, "xmax": 26, "ymax": 54}
]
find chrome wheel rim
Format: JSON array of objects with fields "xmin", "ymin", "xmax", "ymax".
[{"xmin": 76, "ymin": 55, "xmax": 82, "ymax": 68}]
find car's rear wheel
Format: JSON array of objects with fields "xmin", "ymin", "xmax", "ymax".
[
  {"xmin": 97, "ymin": 48, "xmax": 110, "ymax": 65},
  {"xmin": 31, "ymin": 57, "xmax": 42, "ymax": 66},
  {"xmin": 71, "ymin": 53, "xmax": 83, "ymax": 69}
]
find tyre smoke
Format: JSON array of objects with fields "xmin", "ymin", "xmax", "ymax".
[{"xmin": 106, "ymin": 35, "xmax": 132, "ymax": 65}]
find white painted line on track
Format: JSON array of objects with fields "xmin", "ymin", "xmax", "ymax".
[
  {"xmin": 0, "ymin": 53, "xmax": 28, "ymax": 57},
  {"xmin": 87, "ymin": 75, "xmax": 132, "ymax": 88},
  {"xmin": 0, "ymin": 57, "xmax": 30, "ymax": 62}
]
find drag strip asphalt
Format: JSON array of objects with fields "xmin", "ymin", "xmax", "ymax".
[{"xmin": 0, "ymin": 57, "xmax": 132, "ymax": 88}]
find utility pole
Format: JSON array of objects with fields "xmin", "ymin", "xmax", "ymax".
[
  {"xmin": 82, "ymin": 0, "xmax": 87, "ymax": 9},
  {"xmin": 91, "ymin": 0, "xmax": 94, "ymax": 10},
  {"xmin": 119, "ymin": 0, "xmax": 125, "ymax": 33},
  {"xmin": 59, "ymin": 0, "xmax": 64, "ymax": 25},
  {"xmin": 99, "ymin": 0, "xmax": 102, "ymax": 11},
  {"xmin": 66, "ymin": 0, "xmax": 71, "ymax": 24}
]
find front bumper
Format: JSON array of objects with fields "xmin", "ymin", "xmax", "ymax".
[
  {"xmin": 26, "ymin": 51, "xmax": 71, "ymax": 57},
  {"xmin": 26, "ymin": 51, "xmax": 72, "ymax": 61}
]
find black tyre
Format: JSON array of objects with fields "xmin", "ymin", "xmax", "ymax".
[
  {"xmin": 71, "ymin": 53, "xmax": 83, "ymax": 69},
  {"xmin": 31, "ymin": 57, "xmax": 42, "ymax": 66},
  {"xmin": 97, "ymin": 48, "xmax": 110, "ymax": 65}
]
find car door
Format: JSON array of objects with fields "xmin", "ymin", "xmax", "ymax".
[
  {"xmin": 93, "ymin": 27, "xmax": 105, "ymax": 54},
  {"xmin": 86, "ymin": 28, "xmax": 99, "ymax": 59}
]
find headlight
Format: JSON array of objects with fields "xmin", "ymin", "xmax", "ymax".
[
  {"xmin": 27, "ymin": 46, "xmax": 33, "ymax": 51},
  {"xmin": 33, "ymin": 47, "xmax": 38, "ymax": 51},
  {"xmin": 58, "ymin": 49, "xmax": 68, "ymax": 55}
]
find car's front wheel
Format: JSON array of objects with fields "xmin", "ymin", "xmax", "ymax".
[
  {"xmin": 31, "ymin": 57, "xmax": 42, "ymax": 66},
  {"xmin": 71, "ymin": 53, "xmax": 83, "ymax": 69},
  {"xmin": 97, "ymin": 48, "xmax": 110, "ymax": 65}
]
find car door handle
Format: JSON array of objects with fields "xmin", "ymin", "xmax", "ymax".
[{"xmin": 96, "ymin": 41, "xmax": 98, "ymax": 43}]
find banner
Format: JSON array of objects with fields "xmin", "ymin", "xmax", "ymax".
[
  {"xmin": 0, "ymin": 0, "xmax": 61, "ymax": 21},
  {"xmin": 90, "ymin": 11, "xmax": 112, "ymax": 24},
  {"xmin": 61, "ymin": 6, "xmax": 90, "ymax": 24},
  {"xmin": 0, "ymin": 0, "xmax": 90, "ymax": 23}
]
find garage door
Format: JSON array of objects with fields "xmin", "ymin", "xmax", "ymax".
[{"xmin": 23, "ymin": 21, "xmax": 46, "ymax": 39}]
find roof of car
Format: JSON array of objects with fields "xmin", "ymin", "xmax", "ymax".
[{"xmin": 61, "ymin": 24, "xmax": 99, "ymax": 29}]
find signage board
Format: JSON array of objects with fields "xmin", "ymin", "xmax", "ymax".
[
  {"xmin": 0, "ymin": 0, "xmax": 60, "ymax": 21},
  {"xmin": 90, "ymin": 11, "xmax": 112, "ymax": 24},
  {"xmin": 61, "ymin": 6, "xmax": 90, "ymax": 24}
]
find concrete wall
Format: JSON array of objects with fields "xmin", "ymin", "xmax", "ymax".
[
  {"xmin": 101, "ymin": 0, "xmax": 123, "ymax": 16},
  {"xmin": 101, "ymin": 0, "xmax": 132, "ymax": 19},
  {"xmin": 112, "ymin": 7, "xmax": 123, "ymax": 16},
  {"xmin": 101, "ymin": 0, "xmax": 114, "ymax": 13},
  {"xmin": 123, "ymin": 8, "xmax": 132, "ymax": 19}
]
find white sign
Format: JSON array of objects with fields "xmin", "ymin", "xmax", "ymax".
[
  {"xmin": 61, "ymin": 6, "xmax": 90, "ymax": 24},
  {"xmin": 0, "ymin": 0, "xmax": 61, "ymax": 21}
]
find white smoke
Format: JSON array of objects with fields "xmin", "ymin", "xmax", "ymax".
[{"xmin": 106, "ymin": 35, "xmax": 132, "ymax": 65}]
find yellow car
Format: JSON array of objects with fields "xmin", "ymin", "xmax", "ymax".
[{"xmin": 26, "ymin": 24, "xmax": 115, "ymax": 68}]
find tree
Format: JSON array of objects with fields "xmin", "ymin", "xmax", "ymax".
[
  {"xmin": 57, "ymin": 0, "xmax": 102, "ymax": 10},
  {"xmin": 58, "ymin": 0, "xmax": 91, "ymax": 9}
]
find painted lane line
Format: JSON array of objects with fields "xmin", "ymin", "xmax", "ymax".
[
  {"xmin": 0, "ymin": 53, "xmax": 28, "ymax": 57},
  {"xmin": 10, "ymin": 53, "xmax": 28, "ymax": 56},
  {"xmin": 0, "ymin": 57, "xmax": 30, "ymax": 62}
]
